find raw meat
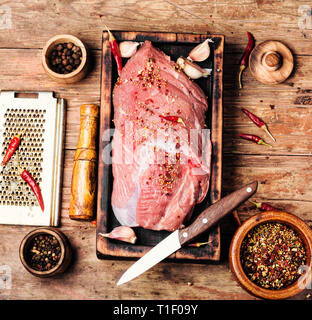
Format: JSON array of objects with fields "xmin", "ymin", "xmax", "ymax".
[{"xmin": 111, "ymin": 41, "xmax": 211, "ymax": 231}]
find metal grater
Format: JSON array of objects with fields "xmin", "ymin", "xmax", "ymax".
[{"xmin": 0, "ymin": 91, "xmax": 65, "ymax": 226}]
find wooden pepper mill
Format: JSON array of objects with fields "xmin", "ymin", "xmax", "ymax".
[
  {"xmin": 69, "ymin": 104, "xmax": 99, "ymax": 221},
  {"xmin": 249, "ymin": 40, "xmax": 294, "ymax": 84}
]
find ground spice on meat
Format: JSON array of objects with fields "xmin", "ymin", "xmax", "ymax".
[{"xmin": 240, "ymin": 222, "xmax": 306, "ymax": 290}]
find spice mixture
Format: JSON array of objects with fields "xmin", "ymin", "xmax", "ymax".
[
  {"xmin": 241, "ymin": 222, "xmax": 306, "ymax": 290},
  {"xmin": 26, "ymin": 234, "xmax": 61, "ymax": 271},
  {"xmin": 49, "ymin": 42, "xmax": 82, "ymax": 74}
]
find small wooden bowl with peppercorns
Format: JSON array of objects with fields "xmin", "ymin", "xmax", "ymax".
[
  {"xmin": 19, "ymin": 227, "xmax": 72, "ymax": 278},
  {"xmin": 42, "ymin": 34, "xmax": 88, "ymax": 84},
  {"xmin": 229, "ymin": 211, "xmax": 312, "ymax": 300}
]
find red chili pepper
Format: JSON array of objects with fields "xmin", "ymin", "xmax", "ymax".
[
  {"xmin": 249, "ymin": 200, "xmax": 278, "ymax": 211},
  {"xmin": 19, "ymin": 168, "xmax": 44, "ymax": 212},
  {"xmin": 238, "ymin": 133, "xmax": 272, "ymax": 148},
  {"xmin": 188, "ymin": 241, "xmax": 211, "ymax": 247},
  {"xmin": 242, "ymin": 108, "xmax": 276, "ymax": 142},
  {"xmin": 238, "ymin": 32, "xmax": 255, "ymax": 89},
  {"xmin": 3, "ymin": 134, "xmax": 21, "ymax": 165},
  {"xmin": 105, "ymin": 25, "xmax": 123, "ymax": 75},
  {"xmin": 159, "ymin": 115, "xmax": 185, "ymax": 126}
]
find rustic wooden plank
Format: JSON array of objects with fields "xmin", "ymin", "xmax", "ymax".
[
  {"xmin": 165, "ymin": 0, "xmax": 312, "ymax": 54},
  {"xmin": 222, "ymin": 52, "xmax": 312, "ymax": 155},
  {"xmin": 0, "ymin": 0, "xmax": 311, "ymax": 55},
  {"xmin": 222, "ymin": 154, "xmax": 312, "ymax": 224},
  {"xmin": 116, "ymin": 31, "xmax": 177, "ymax": 42}
]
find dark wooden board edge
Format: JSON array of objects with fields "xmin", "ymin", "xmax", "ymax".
[{"xmin": 96, "ymin": 31, "xmax": 224, "ymax": 261}]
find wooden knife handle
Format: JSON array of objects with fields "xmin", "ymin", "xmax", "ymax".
[
  {"xmin": 178, "ymin": 181, "xmax": 258, "ymax": 246},
  {"xmin": 69, "ymin": 104, "xmax": 99, "ymax": 221}
]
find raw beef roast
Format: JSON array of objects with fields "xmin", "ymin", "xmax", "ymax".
[{"xmin": 111, "ymin": 41, "xmax": 211, "ymax": 231}]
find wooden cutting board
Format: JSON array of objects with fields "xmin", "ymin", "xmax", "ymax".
[{"xmin": 96, "ymin": 31, "xmax": 224, "ymax": 261}]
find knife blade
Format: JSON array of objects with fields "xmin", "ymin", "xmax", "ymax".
[{"xmin": 117, "ymin": 181, "xmax": 258, "ymax": 286}]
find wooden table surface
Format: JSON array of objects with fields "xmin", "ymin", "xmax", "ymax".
[{"xmin": 0, "ymin": 0, "xmax": 312, "ymax": 300}]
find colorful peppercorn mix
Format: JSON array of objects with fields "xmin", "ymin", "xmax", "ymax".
[{"xmin": 240, "ymin": 222, "xmax": 306, "ymax": 290}]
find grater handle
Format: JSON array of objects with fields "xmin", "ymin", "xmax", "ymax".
[{"xmin": 69, "ymin": 104, "xmax": 99, "ymax": 221}]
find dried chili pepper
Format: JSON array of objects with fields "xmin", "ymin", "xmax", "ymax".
[
  {"xmin": 159, "ymin": 115, "xmax": 185, "ymax": 126},
  {"xmin": 238, "ymin": 32, "xmax": 254, "ymax": 89},
  {"xmin": 19, "ymin": 168, "xmax": 44, "ymax": 212},
  {"xmin": 242, "ymin": 108, "xmax": 276, "ymax": 142},
  {"xmin": 105, "ymin": 25, "xmax": 123, "ymax": 75},
  {"xmin": 239, "ymin": 133, "xmax": 272, "ymax": 148},
  {"xmin": 249, "ymin": 200, "xmax": 278, "ymax": 211},
  {"xmin": 3, "ymin": 133, "xmax": 22, "ymax": 165},
  {"xmin": 188, "ymin": 241, "xmax": 211, "ymax": 247}
]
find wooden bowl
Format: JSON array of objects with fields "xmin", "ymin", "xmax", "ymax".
[
  {"xmin": 42, "ymin": 34, "xmax": 88, "ymax": 84},
  {"xmin": 19, "ymin": 227, "xmax": 72, "ymax": 278},
  {"xmin": 229, "ymin": 211, "xmax": 312, "ymax": 299}
]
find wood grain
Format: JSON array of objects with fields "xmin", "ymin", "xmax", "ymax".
[
  {"xmin": 249, "ymin": 40, "xmax": 294, "ymax": 85},
  {"xmin": 0, "ymin": 0, "xmax": 311, "ymax": 54},
  {"xmin": 0, "ymin": 0, "xmax": 312, "ymax": 300}
]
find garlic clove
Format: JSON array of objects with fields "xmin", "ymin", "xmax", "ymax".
[
  {"xmin": 99, "ymin": 226, "xmax": 137, "ymax": 244},
  {"xmin": 188, "ymin": 38, "xmax": 214, "ymax": 62},
  {"xmin": 176, "ymin": 57, "xmax": 211, "ymax": 79},
  {"xmin": 202, "ymin": 68, "xmax": 212, "ymax": 77},
  {"xmin": 119, "ymin": 41, "xmax": 140, "ymax": 58}
]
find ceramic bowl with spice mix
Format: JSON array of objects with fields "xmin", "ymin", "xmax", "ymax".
[
  {"xmin": 19, "ymin": 227, "xmax": 72, "ymax": 278},
  {"xmin": 42, "ymin": 34, "xmax": 88, "ymax": 84},
  {"xmin": 229, "ymin": 211, "xmax": 312, "ymax": 299}
]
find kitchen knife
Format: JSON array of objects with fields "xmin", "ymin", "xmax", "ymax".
[{"xmin": 117, "ymin": 181, "xmax": 258, "ymax": 286}]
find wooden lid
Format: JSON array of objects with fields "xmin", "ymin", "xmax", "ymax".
[{"xmin": 249, "ymin": 40, "xmax": 294, "ymax": 84}]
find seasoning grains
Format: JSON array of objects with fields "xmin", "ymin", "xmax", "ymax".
[
  {"xmin": 136, "ymin": 58, "xmax": 166, "ymax": 90},
  {"xmin": 26, "ymin": 234, "xmax": 61, "ymax": 271},
  {"xmin": 240, "ymin": 222, "xmax": 306, "ymax": 290},
  {"xmin": 49, "ymin": 42, "xmax": 82, "ymax": 74}
]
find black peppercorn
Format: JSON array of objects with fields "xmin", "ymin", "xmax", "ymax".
[
  {"xmin": 26, "ymin": 234, "xmax": 62, "ymax": 271},
  {"xmin": 49, "ymin": 42, "xmax": 82, "ymax": 74}
]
